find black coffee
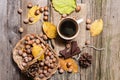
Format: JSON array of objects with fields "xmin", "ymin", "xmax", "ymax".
[{"xmin": 59, "ymin": 19, "xmax": 77, "ymax": 37}]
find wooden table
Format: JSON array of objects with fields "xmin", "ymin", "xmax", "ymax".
[{"xmin": 0, "ymin": 0, "xmax": 120, "ymax": 80}]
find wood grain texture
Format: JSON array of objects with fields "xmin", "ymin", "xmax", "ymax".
[{"xmin": 0, "ymin": 0, "xmax": 120, "ymax": 80}]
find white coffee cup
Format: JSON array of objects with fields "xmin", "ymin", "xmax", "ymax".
[{"xmin": 57, "ymin": 18, "xmax": 83, "ymax": 40}]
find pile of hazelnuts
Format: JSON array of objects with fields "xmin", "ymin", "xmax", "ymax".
[
  {"xmin": 17, "ymin": 3, "xmax": 49, "ymax": 24},
  {"xmin": 14, "ymin": 34, "xmax": 58, "ymax": 79}
]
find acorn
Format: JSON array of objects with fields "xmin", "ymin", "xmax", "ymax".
[{"xmin": 75, "ymin": 5, "xmax": 81, "ymax": 12}]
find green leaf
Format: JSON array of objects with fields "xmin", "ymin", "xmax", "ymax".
[{"xmin": 52, "ymin": 0, "xmax": 76, "ymax": 14}]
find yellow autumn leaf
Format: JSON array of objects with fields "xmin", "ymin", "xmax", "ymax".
[
  {"xmin": 90, "ymin": 19, "xmax": 103, "ymax": 36},
  {"xmin": 32, "ymin": 45, "xmax": 44, "ymax": 60},
  {"xmin": 28, "ymin": 6, "xmax": 41, "ymax": 24},
  {"xmin": 43, "ymin": 22, "xmax": 57, "ymax": 39},
  {"xmin": 59, "ymin": 58, "xmax": 78, "ymax": 73}
]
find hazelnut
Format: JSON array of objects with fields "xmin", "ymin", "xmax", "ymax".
[
  {"xmin": 85, "ymin": 40, "xmax": 90, "ymax": 45},
  {"xmin": 30, "ymin": 35, "xmax": 34, "ymax": 39},
  {"xmin": 18, "ymin": 50, "xmax": 23, "ymax": 55},
  {"xmin": 50, "ymin": 55, "xmax": 54, "ymax": 59},
  {"xmin": 43, "ymin": 35, "xmax": 48, "ymax": 40},
  {"xmin": 40, "ymin": 62, "xmax": 44, "ymax": 66},
  {"xmin": 66, "ymin": 63, "xmax": 71, "ymax": 68},
  {"xmin": 43, "ymin": 70, "xmax": 47, "ymax": 74},
  {"xmin": 34, "ymin": 77, "xmax": 41, "ymax": 80},
  {"xmin": 52, "ymin": 58, "xmax": 56, "ymax": 63},
  {"xmin": 86, "ymin": 24, "xmax": 91, "ymax": 30},
  {"xmin": 28, "ymin": 56, "xmax": 32, "ymax": 61},
  {"xmin": 39, "ymin": 74, "xmax": 44, "ymax": 78},
  {"xmin": 27, "ymin": 3, "xmax": 33, "ymax": 8},
  {"xmin": 26, "ymin": 36, "xmax": 30, "ymax": 41},
  {"xmin": 50, "ymin": 64, "xmax": 54, "ymax": 69},
  {"xmin": 26, "ymin": 45, "xmax": 31, "ymax": 49},
  {"xmin": 86, "ymin": 19, "xmax": 92, "ymax": 24},
  {"xmin": 66, "ymin": 43, "xmax": 71, "ymax": 49},
  {"xmin": 49, "ymin": 59, "xmax": 52, "ymax": 63},
  {"xmin": 43, "ymin": 16, "xmax": 48, "ymax": 21},
  {"xmin": 45, "ymin": 61, "xmax": 49, "ymax": 65},
  {"xmin": 24, "ymin": 57, "xmax": 29, "ymax": 62},
  {"xmin": 19, "ymin": 27, "xmax": 24, "ymax": 33},
  {"xmin": 68, "ymin": 68, "xmax": 72, "ymax": 73},
  {"xmin": 44, "ymin": 6, "xmax": 48, "ymax": 11},
  {"xmin": 26, "ymin": 49, "xmax": 31, "ymax": 54},
  {"xmin": 62, "ymin": 14, "xmax": 67, "ymax": 18},
  {"xmin": 47, "ymin": 63, "xmax": 51, "ymax": 67},
  {"xmin": 23, "ymin": 19, "xmax": 29, "ymax": 24},
  {"xmin": 75, "ymin": 5, "xmax": 81, "ymax": 12},
  {"xmin": 48, "ymin": 69, "xmax": 52, "ymax": 73},
  {"xmin": 22, "ymin": 62, "xmax": 27, "ymax": 67},
  {"xmin": 38, "ymin": 69, "xmax": 43, "ymax": 74},
  {"xmin": 45, "ymin": 56, "xmax": 50, "ymax": 60},
  {"xmin": 59, "ymin": 68, "xmax": 64, "ymax": 74},
  {"xmin": 22, "ymin": 52, "xmax": 27, "ymax": 57},
  {"xmin": 44, "ymin": 73, "xmax": 49, "ymax": 77},
  {"xmin": 35, "ymin": 39, "xmax": 40, "ymax": 44},
  {"xmin": 48, "ymin": 52, "xmax": 52, "ymax": 56},
  {"xmin": 44, "ymin": 11, "xmax": 49, "ymax": 16},
  {"xmin": 44, "ymin": 66, "xmax": 48, "ymax": 70},
  {"xmin": 39, "ymin": 7, "xmax": 44, "ymax": 13},
  {"xmin": 29, "ymin": 17, "xmax": 34, "ymax": 22},
  {"xmin": 17, "ymin": 8, "xmax": 23, "ymax": 14},
  {"xmin": 35, "ymin": 9, "xmax": 40, "ymax": 15}
]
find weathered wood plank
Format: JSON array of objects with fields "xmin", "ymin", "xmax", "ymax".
[
  {"xmin": 21, "ymin": 0, "xmax": 48, "ymax": 36},
  {"xmin": 50, "ymin": 2, "xmax": 87, "ymax": 80},
  {"xmin": 0, "ymin": 0, "xmax": 22, "ymax": 80}
]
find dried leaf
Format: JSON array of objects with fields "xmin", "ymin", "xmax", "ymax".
[
  {"xmin": 43, "ymin": 22, "xmax": 57, "ymax": 39},
  {"xmin": 32, "ymin": 45, "xmax": 44, "ymax": 60},
  {"xmin": 28, "ymin": 6, "xmax": 41, "ymax": 24},
  {"xmin": 52, "ymin": 0, "xmax": 76, "ymax": 14},
  {"xmin": 90, "ymin": 19, "xmax": 103, "ymax": 36},
  {"xmin": 59, "ymin": 58, "xmax": 78, "ymax": 73}
]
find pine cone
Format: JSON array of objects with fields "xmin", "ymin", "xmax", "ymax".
[{"xmin": 79, "ymin": 53, "xmax": 92, "ymax": 68}]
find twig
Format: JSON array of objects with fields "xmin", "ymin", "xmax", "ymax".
[{"xmin": 76, "ymin": 45, "xmax": 105, "ymax": 60}]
